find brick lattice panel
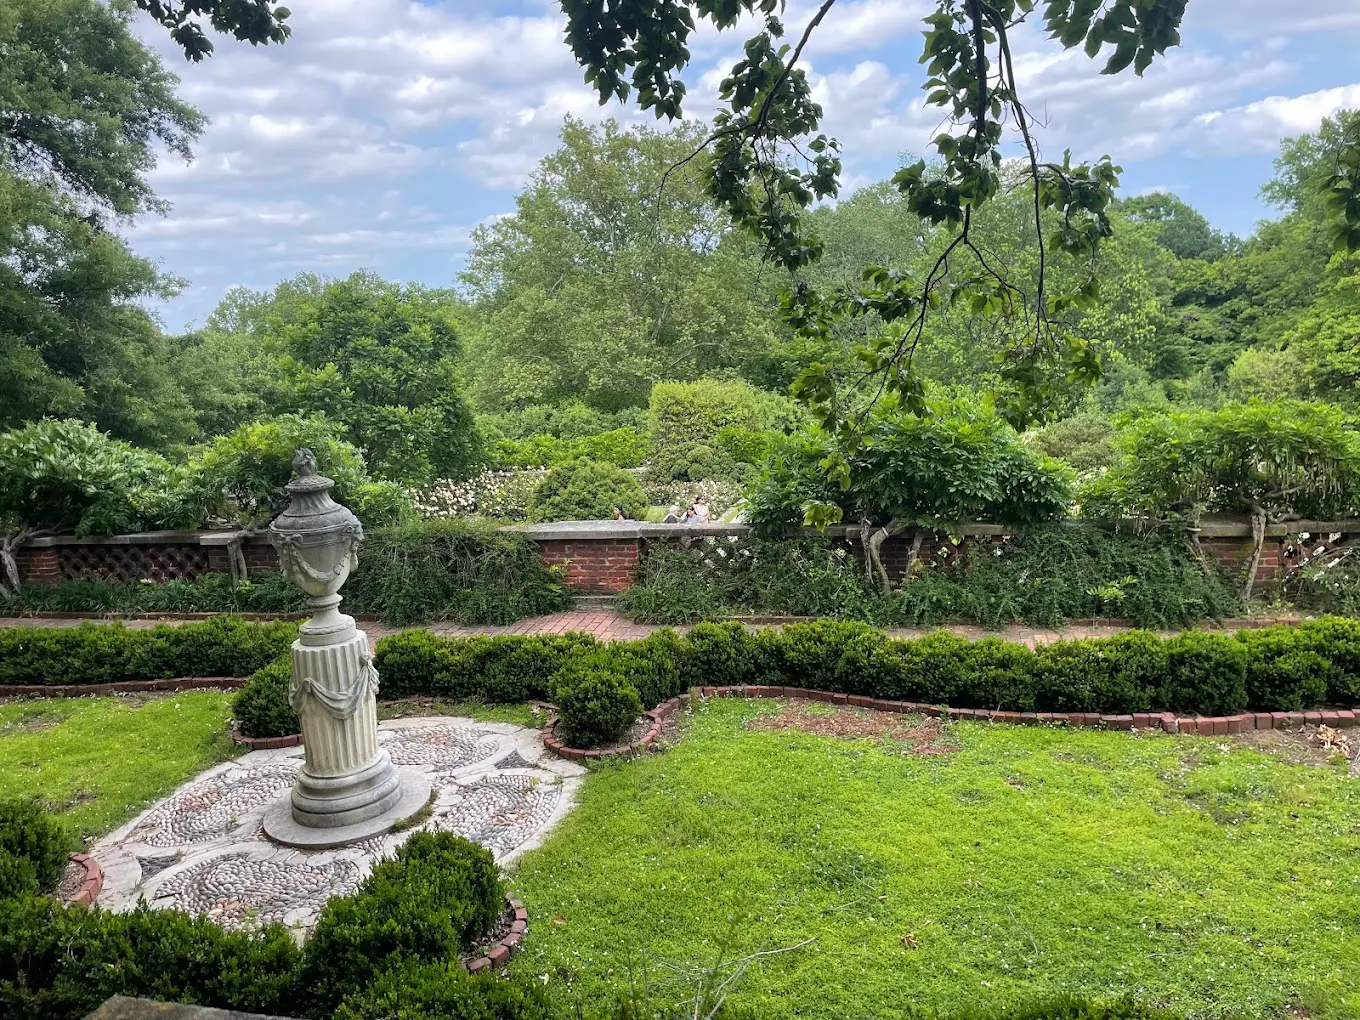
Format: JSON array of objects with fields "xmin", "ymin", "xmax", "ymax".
[{"xmin": 56, "ymin": 544, "xmax": 213, "ymax": 584}]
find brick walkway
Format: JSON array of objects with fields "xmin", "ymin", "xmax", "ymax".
[{"xmin": 0, "ymin": 610, "xmax": 1301, "ymax": 646}]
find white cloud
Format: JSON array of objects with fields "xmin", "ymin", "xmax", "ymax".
[
  {"xmin": 122, "ymin": 0, "xmax": 1360, "ymax": 326},
  {"xmin": 1190, "ymin": 84, "xmax": 1360, "ymax": 154}
]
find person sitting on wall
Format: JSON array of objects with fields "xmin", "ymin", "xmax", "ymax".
[
  {"xmin": 613, "ymin": 505, "xmax": 628, "ymax": 520},
  {"xmin": 662, "ymin": 505, "xmax": 681, "ymax": 523},
  {"xmin": 692, "ymin": 495, "xmax": 711, "ymax": 523}
]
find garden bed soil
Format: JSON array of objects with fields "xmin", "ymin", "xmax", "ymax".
[
  {"xmin": 1235, "ymin": 723, "xmax": 1360, "ymax": 773},
  {"xmin": 55, "ymin": 858, "xmax": 86, "ymax": 902},
  {"xmin": 746, "ymin": 701, "xmax": 960, "ymax": 756}
]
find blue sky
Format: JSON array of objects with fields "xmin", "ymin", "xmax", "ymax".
[{"xmin": 126, "ymin": 0, "xmax": 1360, "ymax": 330}]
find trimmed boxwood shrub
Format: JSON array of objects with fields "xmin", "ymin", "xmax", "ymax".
[
  {"xmin": 0, "ymin": 896, "xmax": 301, "ymax": 1020},
  {"xmin": 526, "ymin": 458, "xmax": 647, "ymax": 522},
  {"xmin": 375, "ymin": 630, "xmax": 597, "ymax": 702},
  {"xmin": 552, "ymin": 656, "xmax": 644, "ymax": 748},
  {"xmin": 1160, "ymin": 632, "xmax": 1249, "ymax": 716},
  {"xmin": 299, "ymin": 832, "xmax": 504, "ymax": 1014},
  {"xmin": 334, "ymin": 960, "xmax": 560, "ymax": 1020},
  {"xmin": 0, "ymin": 617, "xmax": 295, "ymax": 688},
  {"xmin": 232, "ymin": 656, "xmax": 299, "ymax": 738},
  {"xmin": 0, "ymin": 798, "xmax": 70, "ymax": 898}
]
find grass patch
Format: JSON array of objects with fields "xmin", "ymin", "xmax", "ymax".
[
  {"xmin": 510, "ymin": 699, "xmax": 1360, "ymax": 1020},
  {"xmin": 0, "ymin": 692, "xmax": 239, "ymax": 842}
]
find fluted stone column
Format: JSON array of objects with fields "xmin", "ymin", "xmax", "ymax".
[{"xmin": 261, "ymin": 449, "xmax": 429, "ymax": 849}]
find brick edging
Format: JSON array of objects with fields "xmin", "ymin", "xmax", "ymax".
[
  {"xmin": 694, "ymin": 685, "xmax": 1360, "ymax": 735},
  {"xmin": 466, "ymin": 898, "xmax": 528, "ymax": 973},
  {"xmin": 542, "ymin": 697, "xmax": 683, "ymax": 761},
  {"xmin": 229, "ymin": 722, "xmax": 302, "ymax": 750},
  {"xmin": 66, "ymin": 852, "xmax": 103, "ymax": 906},
  {"xmin": 0, "ymin": 676, "xmax": 248, "ymax": 698}
]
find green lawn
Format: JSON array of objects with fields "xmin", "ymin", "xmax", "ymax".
[
  {"xmin": 0, "ymin": 693, "xmax": 240, "ymax": 842},
  {"xmin": 510, "ymin": 700, "xmax": 1360, "ymax": 1020},
  {"xmin": 0, "ymin": 693, "xmax": 543, "ymax": 844}
]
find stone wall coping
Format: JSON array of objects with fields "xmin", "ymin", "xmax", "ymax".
[
  {"xmin": 20, "ymin": 517, "xmax": 1360, "ymax": 549},
  {"xmin": 26, "ymin": 529, "xmax": 267, "ymax": 549},
  {"xmin": 85, "ymin": 995, "xmax": 302, "ymax": 1019},
  {"xmin": 508, "ymin": 517, "xmax": 1360, "ymax": 542}
]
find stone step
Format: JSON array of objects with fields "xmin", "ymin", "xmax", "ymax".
[{"xmin": 572, "ymin": 594, "xmax": 618, "ymax": 612}]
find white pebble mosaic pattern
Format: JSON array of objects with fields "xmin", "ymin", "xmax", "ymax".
[{"xmin": 91, "ymin": 718, "xmax": 585, "ymax": 936}]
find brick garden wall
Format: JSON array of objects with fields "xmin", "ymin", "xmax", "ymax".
[
  {"xmin": 536, "ymin": 538, "xmax": 640, "ymax": 593},
  {"xmin": 13, "ymin": 520, "xmax": 1357, "ymax": 596},
  {"xmin": 15, "ymin": 532, "xmax": 276, "ymax": 586}
]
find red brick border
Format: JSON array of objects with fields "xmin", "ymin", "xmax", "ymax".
[
  {"xmin": 0, "ymin": 676, "xmax": 248, "ymax": 699},
  {"xmin": 229, "ymin": 722, "xmax": 302, "ymax": 750},
  {"xmin": 691, "ymin": 685, "xmax": 1359, "ymax": 735},
  {"xmin": 466, "ymin": 898, "xmax": 528, "ymax": 973},
  {"xmin": 66, "ymin": 852, "xmax": 103, "ymax": 907},
  {"xmin": 542, "ymin": 697, "xmax": 684, "ymax": 761},
  {"xmin": 542, "ymin": 684, "xmax": 1360, "ymax": 759}
]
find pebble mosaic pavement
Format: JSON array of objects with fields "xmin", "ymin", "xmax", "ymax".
[{"xmin": 91, "ymin": 717, "xmax": 585, "ymax": 935}]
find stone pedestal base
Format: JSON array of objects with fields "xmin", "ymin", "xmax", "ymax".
[{"xmin": 262, "ymin": 769, "xmax": 431, "ymax": 850}]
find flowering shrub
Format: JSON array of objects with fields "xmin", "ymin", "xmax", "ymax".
[{"xmin": 413, "ymin": 470, "xmax": 548, "ymax": 521}]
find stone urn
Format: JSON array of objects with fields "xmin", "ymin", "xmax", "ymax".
[{"xmin": 261, "ymin": 449, "xmax": 429, "ymax": 849}]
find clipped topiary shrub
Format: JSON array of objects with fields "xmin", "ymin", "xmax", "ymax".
[
  {"xmin": 553, "ymin": 656, "xmax": 644, "ymax": 748},
  {"xmin": 333, "ymin": 959, "xmax": 561, "ymax": 1020},
  {"xmin": 0, "ymin": 798, "xmax": 70, "ymax": 897},
  {"xmin": 526, "ymin": 458, "xmax": 647, "ymax": 522},
  {"xmin": 232, "ymin": 656, "xmax": 299, "ymax": 738},
  {"xmin": 1160, "ymin": 631, "xmax": 1249, "ymax": 716},
  {"xmin": 299, "ymin": 832, "xmax": 504, "ymax": 1014}
]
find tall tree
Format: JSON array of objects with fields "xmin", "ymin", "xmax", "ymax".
[
  {"xmin": 0, "ymin": 0, "xmax": 206, "ymax": 448},
  {"xmin": 557, "ymin": 0, "xmax": 1360, "ymax": 459},
  {"xmin": 460, "ymin": 117, "xmax": 779, "ymax": 411},
  {"xmin": 206, "ymin": 272, "xmax": 483, "ymax": 485},
  {"xmin": 1116, "ymin": 192, "xmax": 1238, "ymax": 262}
]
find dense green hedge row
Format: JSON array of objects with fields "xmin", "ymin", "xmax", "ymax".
[
  {"xmin": 357, "ymin": 617, "xmax": 1360, "ymax": 748},
  {"xmin": 0, "ymin": 617, "xmax": 295, "ymax": 687},
  {"xmin": 0, "ymin": 822, "xmax": 547, "ymax": 1020}
]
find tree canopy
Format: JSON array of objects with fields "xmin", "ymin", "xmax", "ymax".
[{"xmin": 558, "ymin": 0, "xmax": 1360, "ymax": 449}]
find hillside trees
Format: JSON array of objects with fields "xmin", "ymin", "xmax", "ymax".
[
  {"xmin": 459, "ymin": 118, "xmax": 780, "ymax": 411},
  {"xmin": 0, "ymin": 0, "xmax": 208, "ymax": 449},
  {"xmin": 197, "ymin": 273, "xmax": 482, "ymax": 484},
  {"xmin": 558, "ymin": 0, "xmax": 1360, "ymax": 451}
]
